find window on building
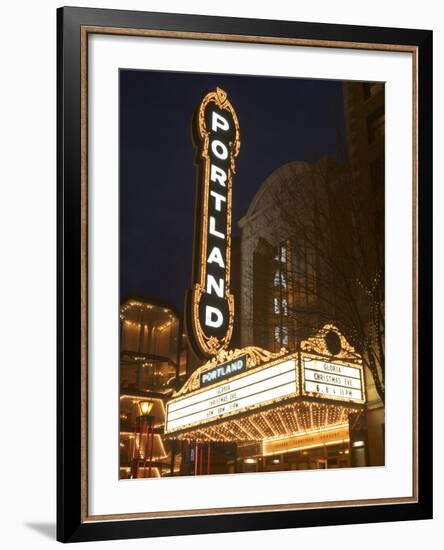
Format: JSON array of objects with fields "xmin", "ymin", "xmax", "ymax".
[
  {"xmin": 282, "ymin": 326, "xmax": 288, "ymax": 346},
  {"xmin": 274, "ymin": 325, "xmax": 280, "ymax": 343},
  {"xmin": 273, "ymin": 297, "xmax": 289, "ymax": 316},
  {"xmin": 367, "ymin": 107, "xmax": 385, "ymax": 144},
  {"xmin": 305, "ymin": 245, "xmax": 317, "ymax": 304},
  {"xmin": 270, "ymin": 240, "xmax": 292, "ymax": 351},
  {"xmin": 279, "ymin": 242, "xmax": 287, "ymax": 263},
  {"xmin": 273, "ymin": 297, "xmax": 280, "ymax": 315},
  {"xmin": 293, "ymin": 239, "xmax": 317, "ymax": 307},
  {"xmin": 274, "ymin": 325, "xmax": 289, "ymax": 346},
  {"xmin": 363, "ymin": 82, "xmax": 384, "ymax": 100},
  {"xmin": 253, "ymin": 238, "xmax": 274, "ymax": 350},
  {"xmin": 282, "ymin": 297, "xmax": 288, "ymax": 316},
  {"xmin": 273, "ymin": 270, "xmax": 287, "ymax": 289}
]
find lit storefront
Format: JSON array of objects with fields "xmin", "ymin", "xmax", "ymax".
[
  {"xmin": 165, "ymin": 325, "xmax": 368, "ymax": 474},
  {"xmin": 119, "ymin": 298, "xmax": 184, "ymax": 478}
]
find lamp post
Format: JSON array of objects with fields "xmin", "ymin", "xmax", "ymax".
[{"xmin": 136, "ymin": 400, "xmax": 155, "ymax": 478}]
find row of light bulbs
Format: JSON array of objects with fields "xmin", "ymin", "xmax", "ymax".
[
  {"xmin": 122, "ymin": 318, "xmax": 176, "ymax": 332},
  {"xmin": 169, "ymin": 402, "xmax": 360, "ymax": 444}
]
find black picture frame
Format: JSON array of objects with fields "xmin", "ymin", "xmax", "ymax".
[{"xmin": 57, "ymin": 6, "xmax": 433, "ymax": 543}]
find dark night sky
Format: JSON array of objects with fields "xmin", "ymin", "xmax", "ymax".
[{"xmin": 119, "ymin": 69, "xmax": 346, "ymax": 313}]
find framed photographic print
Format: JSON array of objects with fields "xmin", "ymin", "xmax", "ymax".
[{"xmin": 57, "ymin": 6, "xmax": 433, "ymax": 543}]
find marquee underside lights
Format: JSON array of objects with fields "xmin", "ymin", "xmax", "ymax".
[
  {"xmin": 166, "ymin": 400, "xmax": 358, "ymax": 443},
  {"xmin": 186, "ymin": 87, "xmax": 240, "ymax": 357}
]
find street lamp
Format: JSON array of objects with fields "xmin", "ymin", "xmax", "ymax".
[
  {"xmin": 134, "ymin": 400, "xmax": 155, "ymax": 478},
  {"xmin": 138, "ymin": 400, "xmax": 154, "ymax": 417}
]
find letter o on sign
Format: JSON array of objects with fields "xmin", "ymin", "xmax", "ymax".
[{"xmin": 211, "ymin": 140, "xmax": 228, "ymax": 160}]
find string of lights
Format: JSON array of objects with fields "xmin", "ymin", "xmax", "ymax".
[{"xmin": 167, "ymin": 401, "xmax": 361, "ymax": 444}]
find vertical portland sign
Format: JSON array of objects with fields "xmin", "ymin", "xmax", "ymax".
[{"xmin": 186, "ymin": 88, "xmax": 240, "ymax": 358}]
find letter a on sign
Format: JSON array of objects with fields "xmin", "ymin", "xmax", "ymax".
[
  {"xmin": 207, "ymin": 246, "xmax": 225, "ymax": 268},
  {"xmin": 186, "ymin": 87, "xmax": 240, "ymax": 358}
]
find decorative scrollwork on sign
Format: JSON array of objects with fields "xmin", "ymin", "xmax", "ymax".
[{"xmin": 300, "ymin": 324, "xmax": 360, "ymax": 361}]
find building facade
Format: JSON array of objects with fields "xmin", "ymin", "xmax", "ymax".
[
  {"xmin": 238, "ymin": 159, "xmax": 354, "ymax": 353},
  {"xmin": 237, "ymin": 155, "xmax": 384, "ymax": 467},
  {"xmin": 119, "ymin": 297, "xmax": 185, "ymax": 478},
  {"xmin": 343, "ymin": 81, "xmax": 385, "ymax": 466}
]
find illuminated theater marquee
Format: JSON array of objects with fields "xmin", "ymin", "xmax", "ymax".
[
  {"xmin": 187, "ymin": 87, "xmax": 240, "ymax": 357},
  {"xmin": 165, "ymin": 326, "xmax": 366, "ymax": 439},
  {"xmin": 166, "ymin": 357, "xmax": 298, "ymax": 434}
]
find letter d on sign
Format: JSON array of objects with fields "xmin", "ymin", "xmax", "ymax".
[{"xmin": 205, "ymin": 306, "xmax": 224, "ymax": 328}]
